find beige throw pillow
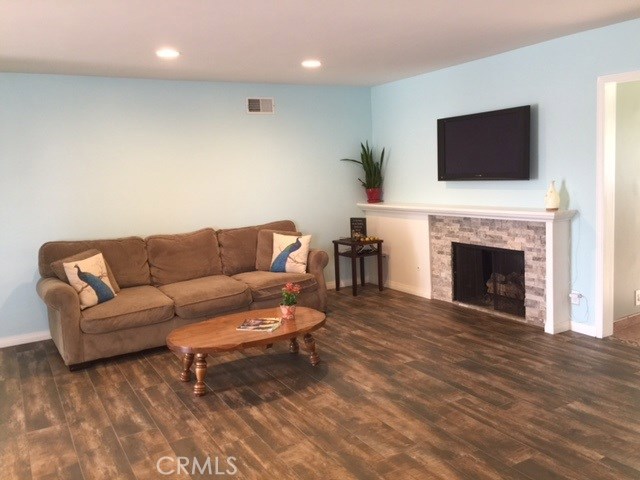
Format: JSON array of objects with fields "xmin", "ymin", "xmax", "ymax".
[
  {"xmin": 63, "ymin": 253, "xmax": 117, "ymax": 310},
  {"xmin": 270, "ymin": 233, "xmax": 311, "ymax": 274},
  {"xmin": 50, "ymin": 248, "xmax": 120, "ymax": 293},
  {"xmin": 256, "ymin": 229, "xmax": 301, "ymax": 271}
]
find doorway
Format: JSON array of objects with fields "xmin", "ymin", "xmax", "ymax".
[{"xmin": 596, "ymin": 71, "xmax": 640, "ymax": 339}]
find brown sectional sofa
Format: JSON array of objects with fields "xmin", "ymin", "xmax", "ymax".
[{"xmin": 36, "ymin": 220, "xmax": 328, "ymax": 368}]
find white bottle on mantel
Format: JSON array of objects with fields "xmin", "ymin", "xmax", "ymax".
[{"xmin": 545, "ymin": 180, "xmax": 560, "ymax": 211}]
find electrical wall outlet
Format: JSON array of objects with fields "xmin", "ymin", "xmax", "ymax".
[
  {"xmin": 635, "ymin": 290, "xmax": 640, "ymax": 306},
  {"xmin": 570, "ymin": 291, "xmax": 582, "ymax": 305}
]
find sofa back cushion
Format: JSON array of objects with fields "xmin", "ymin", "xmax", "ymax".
[
  {"xmin": 254, "ymin": 220, "xmax": 298, "ymax": 270},
  {"xmin": 217, "ymin": 226, "xmax": 259, "ymax": 276},
  {"xmin": 146, "ymin": 228, "xmax": 222, "ymax": 286},
  {"xmin": 259, "ymin": 220, "xmax": 297, "ymax": 232},
  {"xmin": 217, "ymin": 220, "xmax": 297, "ymax": 276},
  {"xmin": 39, "ymin": 237, "xmax": 150, "ymax": 288}
]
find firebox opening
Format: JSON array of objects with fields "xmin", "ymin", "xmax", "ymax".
[{"xmin": 452, "ymin": 242, "xmax": 525, "ymax": 318}]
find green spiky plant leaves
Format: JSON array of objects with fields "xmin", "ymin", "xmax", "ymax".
[{"xmin": 340, "ymin": 141, "xmax": 386, "ymax": 188}]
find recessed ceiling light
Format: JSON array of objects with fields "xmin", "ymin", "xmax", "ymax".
[
  {"xmin": 156, "ymin": 48, "xmax": 180, "ymax": 59},
  {"xmin": 301, "ymin": 59, "xmax": 322, "ymax": 69}
]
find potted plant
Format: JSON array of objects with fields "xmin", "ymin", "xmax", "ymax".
[
  {"xmin": 341, "ymin": 141, "xmax": 386, "ymax": 203},
  {"xmin": 280, "ymin": 282, "xmax": 301, "ymax": 320}
]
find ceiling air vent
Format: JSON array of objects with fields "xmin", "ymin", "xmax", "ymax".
[{"xmin": 247, "ymin": 98, "xmax": 275, "ymax": 114}]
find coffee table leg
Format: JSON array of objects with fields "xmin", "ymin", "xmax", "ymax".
[
  {"xmin": 303, "ymin": 334, "xmax": 320, "ymax": 366},
  {"xmin": 194, "ymin": 353, "xmax": 207, "ymax": 397},
  {"xmin": 289, "ymin": 337, "xmax": 299, "ymax": 354},
  {"xmin": 180, "ymin": 353, "xmax": 194, "ymax": 382}
]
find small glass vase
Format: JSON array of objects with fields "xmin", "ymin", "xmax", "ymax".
[{"xmin": 280, "ymin": 304, "xmax": 296, "ymax": 321}]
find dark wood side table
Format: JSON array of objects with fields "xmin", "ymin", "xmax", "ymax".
[{"xmin": 333, "ymin": 238, "xmax": 384, "ymax": 296}]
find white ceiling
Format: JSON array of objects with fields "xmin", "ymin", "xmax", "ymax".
[{"xmin": 2, "ymin": 0, "xmax": 640, "ymax": 86}]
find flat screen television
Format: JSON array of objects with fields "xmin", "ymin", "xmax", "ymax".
[{"xmin": 437, "ymin": 105, "xmax": 530, "ymax": 180}]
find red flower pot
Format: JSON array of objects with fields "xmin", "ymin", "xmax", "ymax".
[{"xmin": 365, "ymin": 188, "xmax": 382, "ymax": 203}]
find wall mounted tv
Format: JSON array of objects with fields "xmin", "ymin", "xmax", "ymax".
[{"xmin": 437, "ymin": 105, "xmax": 531, "ymax": 180}]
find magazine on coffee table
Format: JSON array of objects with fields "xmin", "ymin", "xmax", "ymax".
[{"xmin": 236, "ymin": 317, "xmax": 282, "ymax": 332}]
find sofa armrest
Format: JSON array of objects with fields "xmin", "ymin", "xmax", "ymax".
[
  {"xmin": 306, "ymin": 249, "xmax": 329, "ymax": 311},
  {"xmin": 37, "ymin": 277, "xmax": 80, "ymax": 311},
  {"xmin": 307, "ymin": 248, "xmax": 329, "ymax": 272},
  {"xmin": 36, "ymin": 277, "xmax": 83, "ymax": 366}
]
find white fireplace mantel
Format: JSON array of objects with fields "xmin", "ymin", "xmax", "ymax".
[
  {"xmin": 357, "ymin": 202, "xmax": 576, "ymax": 222},
  {"xmin": 357, "ymin": 202, "xmax": 577, "ymax": 335}
]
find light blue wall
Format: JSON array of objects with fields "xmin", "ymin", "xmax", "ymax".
[
  {"xmin": 0, "ymin": 74, "xmax": 371, "ymax": 338},
  {"xmin": 371, "ymin": 18, "xmax": 640, "ymax": 327},
  {"xmin": 4, "ymin": 19, "xmax": 640, "ymax": 339}
]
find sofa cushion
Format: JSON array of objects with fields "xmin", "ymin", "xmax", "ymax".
[
  {"xmin": 39, "ymin": 237, "xmax": 150, "ymax": 288},
  {"xmin": 80, "ymin": 286, "xmax": 174, "ymax": 334},
  {"xmin": 63, "ymin": 253, "xmax": 117, "ymax": 310},
  {"xmin": 158, "ymin": 275, "xmax": 252, "ymax": 319},
  {"xmin": 51, "ymin": 248, "xmax": 120, "ymax": 293},
  {"xmin": 232, "ymin": 271, "xmax": 317, "ymax": 302},
  {"xmin": 217, "ymin": 226, "xmax": 259, "ymax": 276},
  {"xmin": 146, "ymin": 228, "xmax": 222, "ymax": 286}
]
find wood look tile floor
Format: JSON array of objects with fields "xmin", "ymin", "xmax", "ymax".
[
  {"xmin": 2, "ymin": 287, "xmax": 640, "ymax": 479},
  {"xmin": 613, "ymin": 315, "xmax": 640, "ymax": 347}
]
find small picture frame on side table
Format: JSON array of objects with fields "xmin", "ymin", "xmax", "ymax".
[{"xmin": 350, "ymin": 217, "xmax": 366, "ymax": 239}]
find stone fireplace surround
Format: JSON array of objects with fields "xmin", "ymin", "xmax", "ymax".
[
  {"xmin": 431, "ymin": 215, "xmax": 545, "ymax": 326},
  {"xmin": 357, "ymin": 203, "xmax": 576, "ymax": 334}
]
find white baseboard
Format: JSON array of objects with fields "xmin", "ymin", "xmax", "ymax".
[
  {"xmin": 326, "ymin": 280, "xmax": 376, "ymax": 290},
  {"xmin": 571, "ymin": 321, "xmax": 597, "ymax": 337},
  {"xmin": 326, "ymin": 280, "xmax": 375, "ymax": 290},
  {"xmin": 0, "ymin": 330, "xmax": 51, "ymax": 348},
  {"xmin": 385, "ymin": 280, "xmax": 430, "ymax": 298},
  {"xmin": 327, "ymin": 279, "xmax": 429, "ymax": 298}
]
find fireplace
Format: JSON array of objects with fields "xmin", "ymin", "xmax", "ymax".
[
  {"xmin": 452, "ymin": 242, "xmax": 525, "ymax": 317},
  {"xmin": 429, "ymin": 215, "xmax": 546, "ymax": 327},
  {"xmin": 359, "ymin": 203, "xmax": 576, "ymax": 333}
]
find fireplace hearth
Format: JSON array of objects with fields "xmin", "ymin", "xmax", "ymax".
[{"xmin": 452, "ymin": 242, "xmax": 525, "ymax": 317}]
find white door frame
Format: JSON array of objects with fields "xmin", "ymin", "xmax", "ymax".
[{"xmin": 595, "ymin": 70, "xmax": 640, "ymax": 338}]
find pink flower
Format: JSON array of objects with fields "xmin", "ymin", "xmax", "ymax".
[
  {"xmin": 283, "ymin": 282, "xmax": 301, "ymax": 294},
  {"xmin": 281, "ymin": 283, "xmax": 302, "ymax": 305}
]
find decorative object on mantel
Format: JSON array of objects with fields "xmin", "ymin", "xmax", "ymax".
[
  {"xmin": 280, "ymin": 282, "xmax": 301, "ymax": 320},
  {"xmin": 545, "ymin": 180, "xmax": 560, "ymax": 211},
  {"xmin": 341, "ymin": 141, "xmax": 386, "ymax": 203}
]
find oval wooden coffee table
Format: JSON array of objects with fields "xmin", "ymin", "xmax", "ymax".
[{"xmin": 166, "ymin": 306, "xmax": 326, "ymax": 396}]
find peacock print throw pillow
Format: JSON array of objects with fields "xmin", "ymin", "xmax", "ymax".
[
  {"xmin": 270, "ymin": 233, "xmax": 311, "ymax": 273},
  {"xmin": 63, "ymin": 253, "xmax": 117, "ymax": 309}
]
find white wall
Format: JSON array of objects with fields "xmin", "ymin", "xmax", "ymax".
[
  {"xmin": 364, "ymin": 212, "xmax": 431, "ymax": 296},
  {"xmin": 0, "ymin": 74, "xmax": 371, "ymax": 339},
  {"xmin": 371, "ymin": 18, "xmax": 640, "ymax": 329},
  {"xmin": 614, "ymin": 81, "xmax": 640, "ymax": 320}
]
